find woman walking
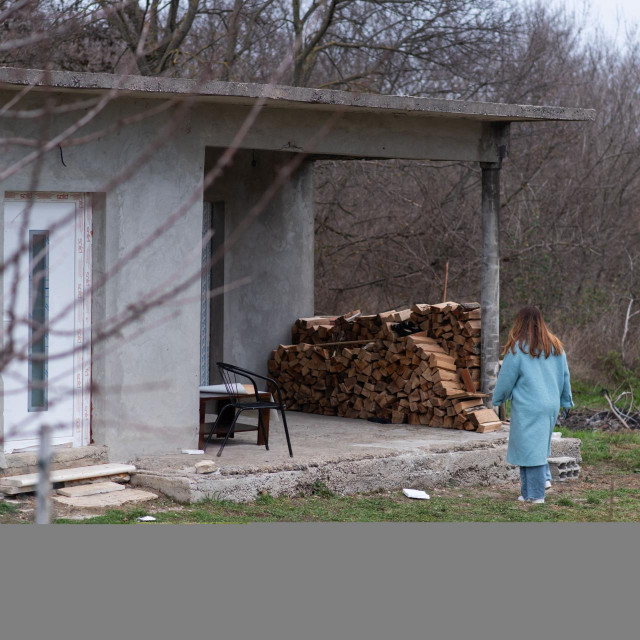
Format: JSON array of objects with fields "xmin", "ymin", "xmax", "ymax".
[{"xmin": 492, "ymin": 307, "xmax": 573, "ymax": 503}]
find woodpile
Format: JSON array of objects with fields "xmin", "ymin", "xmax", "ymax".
[
  {"xmin": 410, "ymin": 302, "xmax": 482, "ymax": 391},
  {"xmin": 269, "ymin": 302, "xmax": 502, "ymax": 433},
  {"xmin": 292, "ymin": 310, "xmax": 382, "ymax": 344}
]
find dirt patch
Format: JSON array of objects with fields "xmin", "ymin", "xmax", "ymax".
[
  {"xmin": 460, "ymin": 465, "xmax": 640, "ymax": 500},
  {"xmin": 1, "ymin": 491, "xmax": 169, "ymax": 523}
]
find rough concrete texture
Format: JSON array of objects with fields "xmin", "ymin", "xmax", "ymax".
[
  {"xmin": 0, "ymin": 70, "xmax": 594, "ymax": 461},
  {"xmin": 547, "ymin": 456, "xmax": 581, "ymax": 481},
  {"xmin": 0, "ymin": 445, "xmax": 108, "ymax": 478},
  {"xmin": 131, "ymin": 413, "xmax": 582, "ymax": 503},
  {"xmin": 52, "ymin": 488, "xmax": 157, "ymax": 512},
  {"xmin": 0, "ymin": 67, "xmax": 595, "ymax": 122},
  {"xmin": 204, "ymin": 149, "xmax": 314, "ymax": 376},
  {"xmin": 57, "ymin": 481, "xmax": 126, "ymax": 497},
  {"xmin": 0, "ymin": 92, "xmax": 204, "ymax": 460}
]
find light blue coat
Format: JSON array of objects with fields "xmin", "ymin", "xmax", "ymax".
[{"xmin": 492, "ymin": 346, "xmax": 573, "ymax": 467}]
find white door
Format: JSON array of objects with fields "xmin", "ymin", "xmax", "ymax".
[{"xmin": 2, "ymin": 192, "xmax": 92, "ymax": 453}]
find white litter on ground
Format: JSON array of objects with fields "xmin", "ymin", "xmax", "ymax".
[
  {"xmin": 402, "ymin": 488, "xmax": 430, "ymax": 500},
  {"xmin": 136, "ymin": 516, "xmax": 157, "ymax": 522},
  {"xmin": 182, "ymin": 449, "xmax": 205, "ymax": 455}
]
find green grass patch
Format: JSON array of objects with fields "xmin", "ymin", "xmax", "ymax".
[
  {"xmin": 310, "ymin": 480, "xmax": 336, "ymax": 498},
  {"xmin": 555, "ymin": 427, "xmax": 640, "ymax": 471},
  {"xmin": 52, "ymin": 486, "xmax": 640, "ymax": 524},
  {"xmin": 585, "ymin": 492, "xmax": 601, "ymax": 505},
  {"xmin": 570, "ymin": 375, "xmax": 640, "ymax": 412},
  {"xmin": 570, "ymin": 379, "xmax": 610, "ymax": 411},
  {"xmin": 0, "ymin": 500, "xmax": 18, "ymax": 515}
]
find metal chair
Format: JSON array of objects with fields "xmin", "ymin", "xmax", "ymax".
[{"xmin": 203, "ymin": 362, "xmax": 293, "ymax": 458}]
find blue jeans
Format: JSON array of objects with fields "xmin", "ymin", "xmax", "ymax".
[
  {"xmin": 520, "ymin": 465, "xmax": 547, "ymax": 500},
  {"xmin": 545, "ymin": 463, "xmax": 552, "ymax": 483}
]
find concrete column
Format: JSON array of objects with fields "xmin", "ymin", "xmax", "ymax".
[
  {"xmin": 479, "ymin": 122, "xmax": 509, "ymax": 405},
  {"xmin": 480, "ymin": 161, "xmax": 501, "ymax": 404}
]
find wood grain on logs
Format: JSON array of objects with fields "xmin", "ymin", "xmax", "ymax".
[{"xmin": 268, "ymin": 302, "xmax": 501, "ymax": 432}]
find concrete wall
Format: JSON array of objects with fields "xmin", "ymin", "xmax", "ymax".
[
  {"xmin": 204, "ymin": 149, "xmax": 314, "ymax": 377},
  {"xmin": 0, "ymin": 93, "xmax": 204, "ymax": 460},
  {"xmin": 193, "ymin": 103, "xmax": 494, "ymax": 162},
  {"xmin": 0, "ymin": 87, "xmax": 499, "ymax": 460},
  {"xmin": 0, "ymin": 93, "xmax": 316, "ymax": 459}
]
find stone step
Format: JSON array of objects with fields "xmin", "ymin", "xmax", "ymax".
[
  {"xmin": 57, "ymin": 481, "xmax": 127, "ymax": 498},
  {"xmin": 0, "ymin": 463, "xmax": 136, "ymax": 494},
  {"xmin": 52, "ymin": 488, "xmax": 158, "ymax": 512},
  {"xmin": 0, "ymin": 445, "xmax": 108, "ymax": 479}
]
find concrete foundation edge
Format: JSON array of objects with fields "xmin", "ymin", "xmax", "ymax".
[
  {"xmin": 131, "ymin": 439, "xmax": 582, "ymax": 504},
  {"xmin": 0, "ymin": 445, "xmax": 109, "ymax": 478}
]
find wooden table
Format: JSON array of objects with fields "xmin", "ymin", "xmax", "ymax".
[{"xmin": 198, "ymin": 385, "xmax": 271, "ymax": 449}]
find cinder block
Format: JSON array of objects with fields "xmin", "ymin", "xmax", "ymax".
[{"xmin": 547, "ymin": 456, "xmax": 580, "ymax": 481}]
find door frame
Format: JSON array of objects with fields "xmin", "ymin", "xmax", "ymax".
[{"xmin": 2, "ymin": 191, "xmax": 92, "ymax": 451}]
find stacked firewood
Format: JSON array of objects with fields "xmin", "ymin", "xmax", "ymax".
[
  {"xmin": 268, "ymin": 303, "xmax": 502, "ymax": 432},
  {"xmin": 410, "ymin": 302, "xmax": 482, "ymax": 392},
  {"xmin": 292, "ymin": 310, "xmax": 382, "ymax": 344}
]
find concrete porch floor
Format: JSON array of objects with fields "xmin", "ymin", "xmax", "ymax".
[{"xmin": 131, "ymin": 412, "xmax": 582, "ymax": 503}]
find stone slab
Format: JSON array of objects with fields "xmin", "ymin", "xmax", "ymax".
[
  {"xmin": 0, "ymin": 445, "xmax": 108, "ymax": 477},
  {"xmin": 57, "ymin": 482, "xmax": 127, "ymax": 497},
  {"xmin": 131, "ymin": 412, "xmax": 583, "ymax": 503},
  {"xmin": 0, "ymin": 463, "xmax": 136, "ymax": 489},
  {"xmin": 52, "ymin": 488, "xmax": 158, "ymax": 511},
  {"xmin": 0, "ymin": 68, "xmax": 595, "ymax": 123}
]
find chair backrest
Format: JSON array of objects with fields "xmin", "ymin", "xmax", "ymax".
[{"xmin": 217, "ymin": 362, "xmax": 255, "ymax": 402}]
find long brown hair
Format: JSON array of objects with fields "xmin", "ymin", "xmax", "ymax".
[{"xmin": 503, "ymin": 306, "xmax": 564, "ymax": 358}]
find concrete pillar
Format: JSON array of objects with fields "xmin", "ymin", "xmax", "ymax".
[
  {"xmin": 479, "ymin": 123, "xmax": 509, "ymax": 404},
  {"xmin": 480, "ymin": 161, "xmax": 501, "ymax": 403}
]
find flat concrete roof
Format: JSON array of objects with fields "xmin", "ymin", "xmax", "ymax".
[{"xmin": 0, "ymin": 67, "xmax": 594, "ymax": 123}]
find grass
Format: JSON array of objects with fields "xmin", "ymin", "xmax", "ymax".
[
  {"xmin": 50, "ymin": 484, "xmax": 640, "ymax": 523},
  {"xmin": 570, "ymin": 377, "xmax": 640, "ymax": 412},
  {"xmin": 49, "ymin": 427, "xmax": 640, "ymax": 524},
  {"xmin": 555, "ymin": 426, "xmax": 640, "ymax": 472},
  {"xmin": 570, "ymin": 379, "xmax": 610, "ymax": 410},
  {"xmin": 0, "ymin": 500, "xmax": 18, "ymax": 515}
]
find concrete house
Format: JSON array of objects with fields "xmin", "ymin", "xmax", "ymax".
[{"xmin": 0, "ymin": 67, "xmax": 594, "ymax": 463}]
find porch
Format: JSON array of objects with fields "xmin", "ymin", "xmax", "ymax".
[{"xmin": 130, "ymin": 413, "xmax": 581, "ymax": 503}]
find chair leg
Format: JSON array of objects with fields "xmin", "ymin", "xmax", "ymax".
[
  {"xmin": 258, "ymin": 411, "xmax": 269, "ymax": 451},
  {"xmin": 203, "ymin": 404, "xmax": 233, "ymax": 451},
  {"xmin": 280, "ymin": 409, "xmax": 293, "ymax": 457},
  {"xmin": 217, "ymin": 410, "xmax": 242, "ymax": 457}
]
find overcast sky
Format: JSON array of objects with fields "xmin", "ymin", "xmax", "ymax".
[{"xmin": 563, "ymin": 0, "xmax": 640, "ymax": 46}]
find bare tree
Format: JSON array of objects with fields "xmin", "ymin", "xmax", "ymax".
[{"xmin": 98, "ymin": 0, "xmax": 201, "ymax": 75}]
